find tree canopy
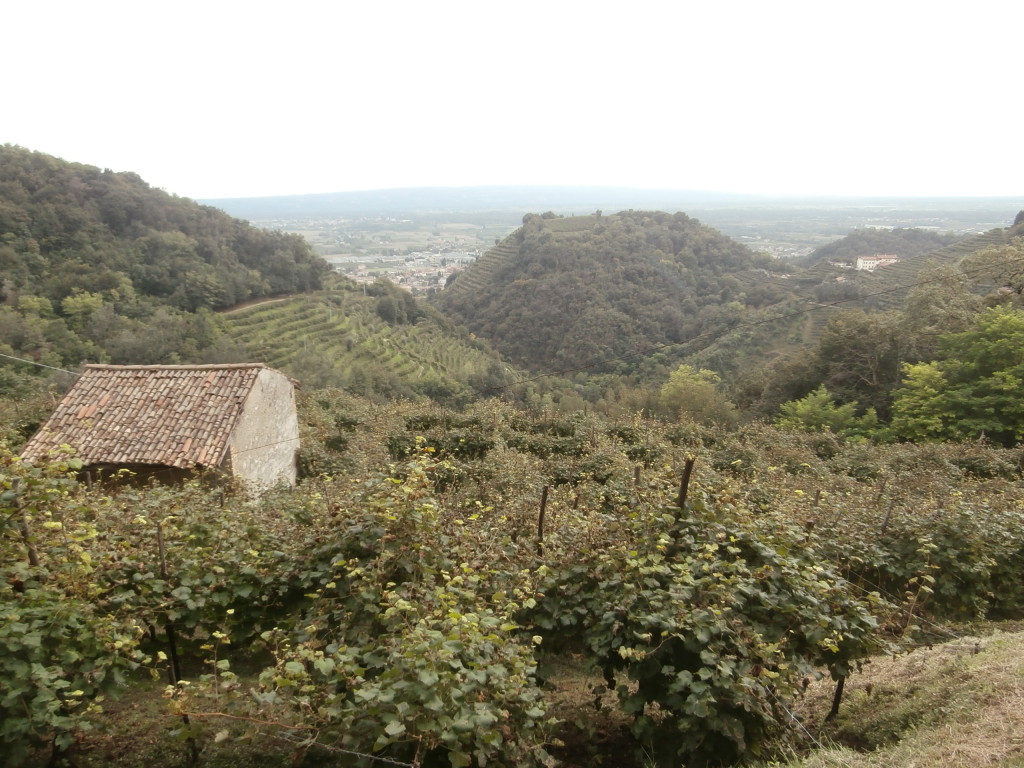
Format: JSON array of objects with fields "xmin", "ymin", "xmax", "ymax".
[
  {"xmin": 435, "ymin": 210, "xmax": 790, "ymax": 373},
  {"xmin": 892, "ymin": 306, "xmax": 1024, "ymax": 445},
  {"xmin": 0, "ymin": 145, "xmax": 329, "ymax": 369}
]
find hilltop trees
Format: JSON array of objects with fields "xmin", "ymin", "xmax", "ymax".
[
  {"xmin": 0, "ymin": 145, "xmax": 328, "ymax": 368},
  {"xmin": 892, "ymin": 306, "xmax": 1024, "ymax": 445},
  {"xmin": 436, "ymin": 210, "xmax": 790, "ymax": 374}
]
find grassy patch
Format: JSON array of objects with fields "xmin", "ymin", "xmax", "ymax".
[{"xmin": 760, "ymin": 629, "xmax": 1024, "ymax": 768}]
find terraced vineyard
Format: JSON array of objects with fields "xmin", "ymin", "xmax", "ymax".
[
  {"xmin": 220, "ymin": 289, "xmax": 512, "ymax": 399},
  {"xmin": 444, "ymin": 239, "xmax": 521, "ymax": 296},
  {"xmin": 446, "ymin": 215, "xmax": 599, "ymax": 297},
  {"xmin": 860, "ymin": 227, "xmax": 1013, "ymax": 310}
]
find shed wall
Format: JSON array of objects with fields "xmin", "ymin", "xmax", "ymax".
[{"xmin": 227, "ymin": 368, "xmax": 299, "ymax": 491}]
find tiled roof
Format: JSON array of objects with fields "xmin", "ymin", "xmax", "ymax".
[{"xmin": 21, "ymin": 364, "xmax": 269, "ymax": 468}]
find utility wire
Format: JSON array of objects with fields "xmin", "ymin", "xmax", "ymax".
[
  {"xmin": 0, "ymin": 352, "xmax": 81, "ymax": 376},
  {"xmin": 766, "ymin": 686, "xmax": 825, "ymax": 751}
]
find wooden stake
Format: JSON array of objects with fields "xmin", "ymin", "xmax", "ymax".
[
  {"xmin": 156, "ymin": 522, "xmax": 184, "ymax": 686},
  {"xmin": 880, "ymin": 497, "xmax": 897, "ymax": 536},
  {"xmin": 826, "ymin": 675, "xmax": 846, "ymax": 721},
  {"xmin": 537, "ymin": 485, "xmax": 549, "ymax": 556},
  {"xmin": 677, "ymin": 457, "xmax": 696, "ymax": 510}
]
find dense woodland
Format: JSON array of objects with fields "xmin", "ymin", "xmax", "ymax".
[
  {"xmin": 4, "ymin": 149, "xmax": 1024, "ymax": 767},
  {"xmin": 435, "ymin": 211, "xmax": 791, "ymax": 373},
  {"xmin": 0, "ymin": 145, "xmax": 328, "ymax": 369}
]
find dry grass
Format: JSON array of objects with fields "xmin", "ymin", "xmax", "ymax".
[{"xmin": 762, "ymin": 629, "xmax": 1024, "ymax": 768}]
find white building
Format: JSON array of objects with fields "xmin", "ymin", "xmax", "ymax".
[{"xmin": 855, "ymin": 254, "xmax": 900, "ymax": 271}]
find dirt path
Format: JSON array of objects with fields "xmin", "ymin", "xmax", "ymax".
[{"xmin": 219, "ymin": 296, "xmax": 294, "ymax": 314}]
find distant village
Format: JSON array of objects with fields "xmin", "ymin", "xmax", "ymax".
[
  {"xmin": 326, "ymin": 249, "xmax": 903, "ymax": 296},
  {"xmin": 326, "ymin": 249, "xmax": 482, "ymax": 295}
]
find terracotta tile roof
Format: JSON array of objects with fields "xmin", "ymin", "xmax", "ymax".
[{"xmin": 21, "ymin": 364, "xmax": 269, "ymax": 469}]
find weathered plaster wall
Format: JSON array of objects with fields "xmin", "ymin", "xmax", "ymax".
[{"xmin": 227, "ymin": 368, "xmax": 299, "ymax": 491}]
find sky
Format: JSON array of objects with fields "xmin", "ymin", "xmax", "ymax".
[{"xmin": 5, "ymin": 0, "xmax": 1021, "ymax": 200}]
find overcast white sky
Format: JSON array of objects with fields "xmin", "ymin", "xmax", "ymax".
[{"xmin": 5, "ymin": 0, "xmax": 1020, "ymax": 200}]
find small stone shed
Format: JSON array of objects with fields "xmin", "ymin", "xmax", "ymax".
[{"xmin": 21, "ymin": 363, "xmax": 299, "ymax": 492}]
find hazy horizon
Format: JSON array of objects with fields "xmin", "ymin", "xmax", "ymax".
[{"xmin": 7, "ymin": 1, "xmax": 1021, "ymax": 200}]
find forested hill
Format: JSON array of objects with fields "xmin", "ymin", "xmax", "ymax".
[
  {"xmin": 801, "ymin": 227, "xmax": 964, "ymax": 266},
  {"xmin": 0, "ymin": 146, "xmax": 328, "ymax": 309},
  {"xmin": 433, "ymin": 210, "xmax": 792, "ymax": 372},
  {"xmin": 0, "ymin": 145, "xmax": 329, "ymax": 370}
]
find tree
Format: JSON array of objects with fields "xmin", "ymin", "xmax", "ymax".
[
  {"xmin": 890, "ymin": 362, "xmax": 956, "ymax": 441},
  {"xmin": 890, "ymin": 306, "xmax": 1024, "ymax": 445},
  {"xmin": 60, "ymin": 290, "xmax": 104, "ymax": 330},
  {"xmin": 817, "ymin": 310, "xmax": 904, "ymax": 418},
  {"xmin": 657, "ymin": 364, "xmax": 738, "ymax": 427},
  {"xmin": 900, "ymin": 264, "xmax": 982, "ymax": 360},
  {"xmin": 959, "ymin": 240, "xmax": 1024, "ymax": 301},
  {"xmin": 774, "ymin": 385, "xmax": 878, "ymax": 438}
]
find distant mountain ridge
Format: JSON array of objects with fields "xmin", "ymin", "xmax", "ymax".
[
  {"xmin": 200, "ymin": 185, "xmax": 748, "ymax": 221},
  {"xmin": 203, "ymin": 186, "xmax": 1024, "ymax": 232}
]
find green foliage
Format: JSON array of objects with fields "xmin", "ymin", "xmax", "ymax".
[
  {"xmin": 959, "ymin": 239, "xmax": 1024, "ymax": 301},
  {"xmin": 774, "ymin": 386, "xmax": 878, "ymax": 439},
  {"xmin": 369, "ymin": 278, "xmax": 425, "ymax": 325},
  {"xmin": 890, "ymin": 362, "xmax": 951, "ymax": 441},
  {"xmin": 435, "ymin": 210, "xmax": 787, "ymax": 374},
  {"xmin": 900, "ymin": 263, "xmax": 983, "ymax": 359},
  {"xmin": 1, "ymin": 450, "xmax": 149, "ymax": 765},
  {"xmin": 800, "ymin": 228, "xmax": 962, "ymax": 267},
  {"xmin": 527, "ymin": 493, "xmax": 884, "ymax": 767},
  {"xmin": 248, "ymin": 581, "xmax": 553, "ymax": 768},
  {"xmin": 815, "ymin": 310, "xmax": 904, "ymax": 419},
  {"xmin": 891, "ymin": 306, "xmax": 1024, "ymax": 445},
  {"xmin": 0, "ymin": 145, "xmax": 329, "ymax": 368},
  {"xmin": 657, "ymin": 364, "xmax": 739, "ymax": 427},
  {"xmin": 808, "ymin": 471, "xmax": 1024, "ymax": 622},
  {"xmin": 6, "ymin": 397, "xmax": 1024, "ymax": 767},
  {"xmin": 174, "ymin": 447, "xmax": 558, "ymax": 767},
  {"xmin": 221, "ymin": 289, "xmax": 511, "ymax": 404}
]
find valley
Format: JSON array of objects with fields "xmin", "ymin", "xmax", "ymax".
[{"xmin": 4, "ymin": 147, "xmax": 1024, "ymax": 768}]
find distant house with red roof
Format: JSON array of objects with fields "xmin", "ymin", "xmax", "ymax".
[{"xmin": 20, "ymin": 363, "xmax": 299, "ymax": 492}]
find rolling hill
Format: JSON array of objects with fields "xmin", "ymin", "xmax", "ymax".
[
  {"xmin": 433, "ymin": 210, "xmax": 794, "ymax": 374},
  {"xmin": 0, "ymin": 145, "xmax": 329, "ymax": 372}
]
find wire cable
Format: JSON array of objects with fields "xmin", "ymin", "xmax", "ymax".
[{"xmin": 0, "ymin": 352, "xmax": 81, "ymax": 376}]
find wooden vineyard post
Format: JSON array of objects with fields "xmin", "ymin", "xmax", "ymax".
[
  {"xmin": 826, "ymin": 675, "xmax": 846, "ymax": 721},
  {"xmin": 677, "ymin": 457, "xmax": 696, "ymax": 510},
  {"xmin": 537, "ymin": 485, "xmax": 549, "ymax": 556}
]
